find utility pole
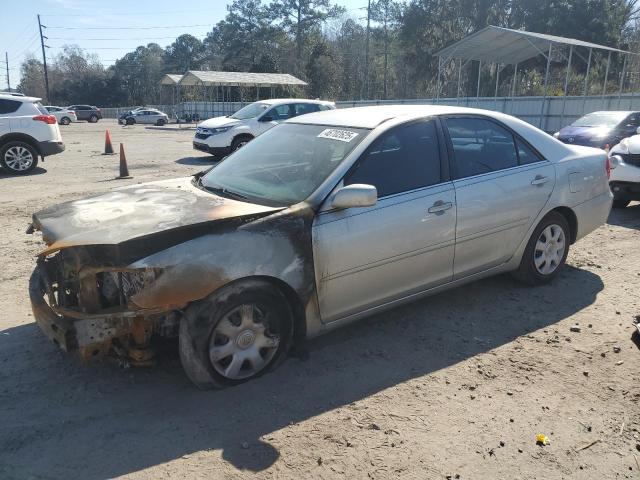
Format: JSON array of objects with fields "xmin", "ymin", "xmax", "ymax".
[
  {"xmin": 37, "ymin": 14, "xmax": 50, "ymax": 102},
  {"xmin": 5, "ymin": 52, "xmax": 10, "ymax": 91},
  {"xmin": 364, "ymin": 0, "xmax": 371, "ymax": 100}
]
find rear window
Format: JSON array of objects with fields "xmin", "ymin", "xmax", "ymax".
[
  {"xmin": 35, "ymin": 102, "xmax": 49, "ymax": 115},
  {"xmin": 0, "ymin": 99, "xmax": 22, "ymax": 115}
]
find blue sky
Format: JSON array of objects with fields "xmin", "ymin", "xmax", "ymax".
[{"xmin": 1, "ymin": 0, "xmax": 367, "ymax": 88}]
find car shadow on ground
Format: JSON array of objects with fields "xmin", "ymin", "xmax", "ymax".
[
  {"xmin": 607, "ymin": 202, "xmax": 640, "ymax": 230},
  {"xmin": 0, "ymin": 266, "xmax": 603, "ymax": 479},
  {"xmin": 175, "ymin": 156, "xmax": 221, "ymax": 166},
  {"xmin": 0, "ymin": 167, "xmax": 47, "ymax": 178}
]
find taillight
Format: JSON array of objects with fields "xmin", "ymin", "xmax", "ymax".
[
  {"xmin": 605, "ymin": 156, "xmax": 612, "ymax": 179},
  {"xmin": 33, "ymin": 114, "xmax": 57, "ymax": 125}
]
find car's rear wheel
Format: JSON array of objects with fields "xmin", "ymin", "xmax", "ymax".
[
  {"xmin": 231, "ymin": 135, "xmax": 253, "ymax": 151},
  {"xmin": 512, "ymin": 211, "xmax": 570, "ymax": 285},
  {"xmin": 89, "ymin": 114, "xmax": 99, "ymax": 123},
  {"xmin": 60, "ymin": 116, "xmax": 71, "ymax": 125},
  {"xmin": 179, "ymin": 280, "xmax": 292, "ymax": 389},
  {"xmin": 612, "ymin": 198, "xmax": 630, "ymax": 209},
  {"xmin": 0, "ymin": 141, "xmax": 39, "ymax": 175}
]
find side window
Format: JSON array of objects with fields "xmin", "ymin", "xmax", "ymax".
[
  {"xmin": 516, "ymin": 138, "xmax": 543, "ymax": 165},
  {"xmin": 319, "ymin": 104, "xmax": 334, "ymax": 111},
  {"xmin": 445, "ymin": 117, "xmax": 518, "ymax": 179},
  {"xmin": 0, "ymin": 99, "xmax": 22, "ymax": 114},
  {"xmin": 294, "ymin": 103, "xmax": 320, "ymax": 116},
  {"xmin": 268, "ymin": 104, "xmax": 295, "ymax": 120},
  {"xmin": 345, "ymin": 120, "xmax": 441, "ymax": 198}
]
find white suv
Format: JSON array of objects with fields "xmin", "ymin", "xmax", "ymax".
[
  {"xmin": 193, "ymin": 98, "xmax": 335, "ymax": 156},
  {"xmin": 0, "ymin": 94, "xmax": 64, "ymax": 174}
]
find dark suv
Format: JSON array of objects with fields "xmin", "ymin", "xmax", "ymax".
[{"xmin": 67, "ymin": 105, "xmax": 102, "ymax": 123}]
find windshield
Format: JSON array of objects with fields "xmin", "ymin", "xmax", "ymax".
[
  {"xmin": 230, "ymin": 102, "xmax": 270, "ymax": 120},
  {"xmin": 201, "ymin": 123, "xmax": 368, "ymax": 206},
  {"xmin": 571, "ymin": 112, "xmax": 628, "ymax": 128}
]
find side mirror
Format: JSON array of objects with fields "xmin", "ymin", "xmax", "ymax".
[
  {"xmin": 331, "ymin": 184, "xmax": 377, "ymax": 209},
  {"xmin": 609, "ymin": 154, "xmax": 622, "ymax": 169},
  {"xmin": 260, "ymin": 115, "xmax": 274, "ymax": 122}
]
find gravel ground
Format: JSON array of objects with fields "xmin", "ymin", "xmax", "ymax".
[{"xmin": 0, "ymin": 120, "xmax": 639, "ymax": 480}]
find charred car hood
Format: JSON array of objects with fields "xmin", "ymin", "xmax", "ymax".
[{"xmin": 32, "ymin": 177, "xmax": 283, "ymax": 256}]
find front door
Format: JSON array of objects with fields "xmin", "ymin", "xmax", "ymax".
[
  {"xmin": 442, "ymin": 116, "xmax": 555, "ymax": 278},
  {"xmin": 313, "ymin": 119, "xmax": 456, "ymax": 322}
]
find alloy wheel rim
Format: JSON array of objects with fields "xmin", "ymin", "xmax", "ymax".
[
  {"xmin": 209, "ymin": 304, "xmax": 280, "ymax": 380},
  {"xmin": 5, "ymin": 146, "xmax": 33, "ymax": 171},
  {"xmin": 534, "ymin": 224, "xmax": 566, "ymax": 275}
]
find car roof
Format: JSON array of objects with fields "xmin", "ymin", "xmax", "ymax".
[
  {"xmin": 255, "ymin": 98, "xmax": 334, "ymax": 106},
  {"xmin": 582, "ymin": 111, "xmax": 638, "ymax": 115},
  {"xmin": 285, "ymin": 104, "xmax": 526, "ymax": 129},
  {"xmin": 0, "ymin": 93, "xmax": 41, "ymax": 103}
]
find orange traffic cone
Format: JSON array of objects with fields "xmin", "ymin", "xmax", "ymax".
[
  {"xmin": 116, "ymin": 143, "xmax": 132, "ymax": 179},
  {"xmin": 104, "ymin": 130, "xmax": 114, "ymax": 154}
]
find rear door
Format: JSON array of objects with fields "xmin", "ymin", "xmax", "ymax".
[
  {"xmin": 0, "ymin": 98, "xmax": 22, "ymax": 136},
  {"xmin": 313, "ymin": 119, "xmax": 456, "ymax": 322},
  {"xmin": 443, "ymin": 115, "xmax": 555, "ymax": 278}
]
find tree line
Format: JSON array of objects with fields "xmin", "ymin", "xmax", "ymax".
[{"xmin": 17, "ymin": 0, "xmax": 640, "ymax": 107}]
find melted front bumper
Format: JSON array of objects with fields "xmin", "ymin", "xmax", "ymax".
[{"xmin": 29, "ymin": 262, "xmax": 154, "ymax": 360}]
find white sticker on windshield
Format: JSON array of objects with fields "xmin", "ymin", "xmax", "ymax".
[{"xmin": 317, "ymin": 128, "xmax": 359, "ymax": 142}]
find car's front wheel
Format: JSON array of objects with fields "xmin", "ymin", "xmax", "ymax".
[
  {"xmin": 231, "ymin": 135, "xmax": 253, "ymax": 151},
  {"xmin": 179, "ymin": 279, "xmax": 292, "ymax": 389},
  {"xmin": 512, "ymin": 211, "xmax": 570, "ymax": 285},
  {"xmin": 156, "ymin": 118, "xmax": 167, "ymax": 126},
  {"xmin": 60, "ymin": 116, "xmax": 71, "ymax": 125},
  {"xmin": 88, "ymin": 114, "xmax": 99, "ymax": 123},
  {"xmin": 125, "ymin": 117, "xmax": 135, "ymax": 125},
  {"xmin": 0, "ymin": 141, "xmax": 39, "ymax": 174}
]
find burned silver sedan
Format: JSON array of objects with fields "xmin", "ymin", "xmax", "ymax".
[{"xmin": 29, "ymin": 105, "xmax": 613, "ymax": 388}]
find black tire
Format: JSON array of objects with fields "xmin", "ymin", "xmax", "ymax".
[
  {"xmin": 612, "ymin": 198, "xmax": 630, "ymax": 209},
  {"xmin": 231, "ymin": 135, "xmax": 253, "ymax": 151},
  {"xmin": 511, "ymin": 211, "xmax": 570, "ymax": 286},
  {"xmin": 0, "ymin": 141, "xmax": 39, "ymax": 175},
  {"xmin": 88, "ymin": 114, "xmax": 99, "ymax": 123},
  {"xmin": 179, "ymin": 279, "xmax": 293, "ymax": 389},
  {"xmin": 60, "ymin": 116, "xmax": 71, "ymax": 125},
  {"xmin": 125, "ymin": 117, "xmax": 135, "ymax": 126},
  {"xmin": 156, "ymin": 118, "xmax": 167, "ymax": 126}
]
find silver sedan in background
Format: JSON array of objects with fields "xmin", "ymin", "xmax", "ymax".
[
  {"xmin": 120, "ymin": 108, "xmax": 169, "ymax": 126},
  {"xmin": 28, "ymin": 105, "xmax": 613, "ymax": 388}
]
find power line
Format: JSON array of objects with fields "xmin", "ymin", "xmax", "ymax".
[
  {"xmin": 44, "ymin": 24, "xmax": 213, "ymax": 30},
  {"xmin": 47, "ymin": 34, "xmax": 209, "ymax": 41}
]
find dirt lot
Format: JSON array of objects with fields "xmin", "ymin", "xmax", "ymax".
[{"xmin": 1, "ymin": 120, "xmax": 639, "ymax": 479}]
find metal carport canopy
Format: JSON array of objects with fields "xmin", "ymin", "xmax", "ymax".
[
  {"xmin": 178, "ymin": 70, "xmax": 307, "ymax": 87},
  {"xmin": 160, "ymin": 74, "xmax": 184, "ymax": 85},
  {"xmin": 435, "ymin": 25, "xmax": 630, "ymax": 64}
]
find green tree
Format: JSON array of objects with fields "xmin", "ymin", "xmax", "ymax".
[
  {"xmin": 306, "ymin": 40, "xmax": 341, "ymax": 97},
  {"xmin": 165, "ymin": 34, "xmax": 205, "ymax": 72},
  {"xmin": 269, "ymin": 0, "xmax": 345, "ymax": 75}
]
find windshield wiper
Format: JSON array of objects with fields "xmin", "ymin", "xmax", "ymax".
[{"xmin": 198, "ymin": 178, "xmax": 249, "ymax": 201}]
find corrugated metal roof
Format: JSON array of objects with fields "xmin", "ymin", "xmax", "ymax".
[
  {"xmin": 160, "ymin": 74, "xmax": 183, "ymax": 85},
  {"xmin": 178, "ymin": 70, "xmax": 307, "ymax": 87},
  {"xmin": 435, "ymin": 26, "xmax": 631, "ymax": 65}
]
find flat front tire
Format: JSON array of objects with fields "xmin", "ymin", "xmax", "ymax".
[
  {"xmin": 512, "ymin": 211, "xmax": 570, "ymax": 286},
  {"xmin": 179, "ymin": 280, "xmax": 293, "ymax": 389},
  {"xmin": 0, "ymin": 141, "xmax": 39, "ymax": 174}
]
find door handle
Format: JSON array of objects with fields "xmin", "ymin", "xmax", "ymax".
[
  {"xmin": 428, "ymin": 200, "xmax": 453, "ymax": 214},
  {"xmin": 531, "ymin": 175, "xmax": 550, "ymax": 186}
]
